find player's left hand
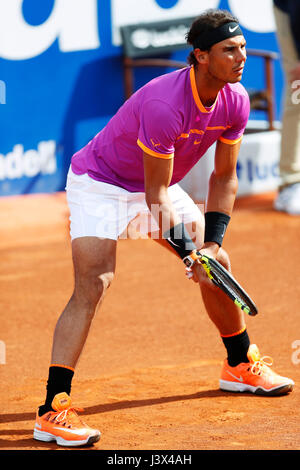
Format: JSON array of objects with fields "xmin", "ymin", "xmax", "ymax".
[{"xmin": 185, "ymin": 246, "xmax": 231, "ymax": 283}]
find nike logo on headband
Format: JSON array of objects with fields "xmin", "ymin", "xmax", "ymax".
[{"xmin": 229, "ymin": 25, "xmax": 239, "ymax": 33}]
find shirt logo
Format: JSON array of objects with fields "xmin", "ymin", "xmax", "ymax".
[{"xmin": 229, "ymin": 25, "xmax": 239, "ymax": 33}]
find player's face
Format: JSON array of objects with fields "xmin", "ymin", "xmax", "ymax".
[{"xmin": 207, "ymin": 36, "xmax": 247, "ymax": 84}]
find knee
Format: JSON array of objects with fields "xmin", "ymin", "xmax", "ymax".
[
  {"xmin": 98, "ymin": 271, "xmax": 114, "ymax": 292},
  {"xmin": 91, "ymin": 270, "xmax": 114, "ymax": 300},
  {"xmin": 73, "ymin": 270, "xmax": 115, "ymax": 313}
]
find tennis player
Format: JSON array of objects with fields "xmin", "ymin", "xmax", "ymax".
[{"xmin": 33, "ymin": 9, "xmax": 294, "ymax": 447}]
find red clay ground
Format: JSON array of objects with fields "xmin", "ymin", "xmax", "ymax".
[{"xmin": 0, "ymin": 191, "xmax": 299, "ymax": 451}]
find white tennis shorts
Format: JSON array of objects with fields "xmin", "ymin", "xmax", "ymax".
[{"xmin": 66, "ymin": 167, "xmax": 203, "ymax": 241}]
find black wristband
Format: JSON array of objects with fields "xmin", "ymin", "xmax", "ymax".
[
  {"xmin": 163, "ymin": 222, "xmax": 196, "ymax": 259},
  {"xmin": 204, "ymin": 211, "xmax": 231, "ymax": 247}
]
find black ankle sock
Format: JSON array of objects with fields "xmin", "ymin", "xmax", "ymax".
[
  {"xmin": 221, "ymin": 329, "xmax": 250, "ymax": 367},
  {"xmin": 38, "ymin": 365, "xmax": 74, "ymax": 416}
]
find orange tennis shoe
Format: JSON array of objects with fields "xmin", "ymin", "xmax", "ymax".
[
  {"xmin": 220, "ymin": 344, "xmax": 294, "ymax": 396},
  {"xmin": 33, "ymin": 392, "xmax": 101, "ymax": 447}
]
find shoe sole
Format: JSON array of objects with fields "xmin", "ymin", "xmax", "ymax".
[
  {"xmin": 219, "ymin": 379, "xmax": 294, "ymax": 396},
  {"xmin": 33, "ymin": 428, "xmax": 101, "ymax": 447}
]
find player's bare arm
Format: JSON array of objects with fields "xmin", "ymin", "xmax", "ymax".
[
  {"xmin": 192, "ymin": 139, "xmax": 241, "ymax": 283},
  {"xmin": 206, "ymin": 139, "xmax": 241, "ymax": 216},
  {"xmin": 203, "ymin": 138, "xmax": 240, "ymax": 256}
]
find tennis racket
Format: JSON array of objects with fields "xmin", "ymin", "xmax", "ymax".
[{"xmin": 197, "ymin": 252, "xmax": 258, "ymax": 316}]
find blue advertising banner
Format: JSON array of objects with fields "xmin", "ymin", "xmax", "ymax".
[{"xmin": 0, "ymin": 0, "xmax": 283, "ymax": 196}]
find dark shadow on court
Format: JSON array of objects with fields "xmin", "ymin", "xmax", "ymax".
[
  {"xmin": 0, "ymin": 388, "xmax": 282, "ymax": 449},
  {"xmin": 0, "ymin": 389, "xmax": 222, "ymax": 449}
]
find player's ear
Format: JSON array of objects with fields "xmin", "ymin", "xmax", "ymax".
[{"xmin": 193, "ymin": 48, "xmax": 209, "ymax": 65}]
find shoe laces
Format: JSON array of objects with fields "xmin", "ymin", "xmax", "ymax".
[
  {"xmin": 51, "ymin": 406, "xmax": 85, "ymax": 428},
  {"xmin": 249, "ymin": 355, "xmax": 273, "ymax": 376}
]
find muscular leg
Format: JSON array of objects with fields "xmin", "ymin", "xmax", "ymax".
[
  {"xmin": 39, "ymin": 236, "xmax": 116, "ymax": 414},
  {"xmin": 51, "ymin": 236, "xmax": 117, "ymax": 368}
]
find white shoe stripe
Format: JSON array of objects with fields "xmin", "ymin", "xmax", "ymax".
[
  {"xmin": 219, "ymin": 379, "xmax": 293, "ymax": 394},
  {"xmin": 53, "ymin": 426, "xmax": 89, "ymax": 436}
]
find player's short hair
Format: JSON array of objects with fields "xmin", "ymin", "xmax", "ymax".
[{"xmin": 186, "ymin": 9, "xmax": 240, "ymax": 66}]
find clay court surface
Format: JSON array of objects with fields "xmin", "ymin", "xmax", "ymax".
[{"xmin": 0, "ymin": 190, "xmax": 300, "ymax": 451}]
